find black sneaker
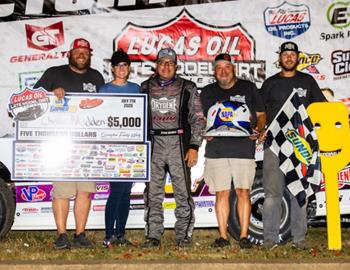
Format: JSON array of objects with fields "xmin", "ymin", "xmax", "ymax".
[
  {"xmin": 141, "ymin": 238, "xmax": 160, "ymax": 248},
  {"xmin": 54, "ymin": 233, "xmax": 70, "ymax": 250},
  {"xmin": 116, "ymin": 236, "xmax": 134, "ymax": 247},
  {"xmin": 210, "ymin": 237, "xmax": 231, "ymax": 248},
  {"xmin": 177, "ymin": 238, "xmax": 192, "ymax": 248},
  {"xmin": 72, "ymin": 232, "xmax": 94, "ymax": 248},
  {"xmin": 239, "ymin": 237, "xmax": 253, "ymax": 249}
]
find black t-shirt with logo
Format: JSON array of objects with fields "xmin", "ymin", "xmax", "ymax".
[
  {"xmin": 260, "ymin": 71, "xmax": 326, "ymax": 126},
  {"xmin": 200, "ymin": 79, "xmax": 265, "ymax": 159},
  {"xmin": 34, "ymin": 65, "xmax": 104, "ymax": 93}
]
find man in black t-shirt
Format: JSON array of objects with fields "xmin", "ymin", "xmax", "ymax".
[
  {"xmin": 201, "ymin": 53, "xmax": 266, "ymax": 249},
  {"xmin": 260, "ymin": 42, "xmax": 326, "ymax": 250},
  {"xmin": 34, "ymin": 38, "xmax": 104, "ymax": 250}
]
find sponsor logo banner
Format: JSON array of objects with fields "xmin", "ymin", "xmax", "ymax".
[
  {"xmin": 264, "ymin": 1, "xmax": 311, "ymax": 40},
  {"xmin": 113, "ymin": 9, "xmax": 264, "ymax": 88},
  {"xmin": 327, "ymin": 1, "xmax": 350, "ymax": 29},
  {"xmin": 25, "ymin": 21, "xmax": 64, "ymax": 51},
  {"xmin": 332, "ymin": 50, "xmax": 350, "ymax": 80},
  {"xmin": 0, "ymin": 1, "xmax": 234, "ymax": 22}
]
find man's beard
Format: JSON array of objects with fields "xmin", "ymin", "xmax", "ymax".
[
  {"xmin": 280, "ymin": 60, "xmax": 298, "ymax": 72},
  {"xmin": 69, "ymin": 56, "xmax": 90, "ymax": 71}
]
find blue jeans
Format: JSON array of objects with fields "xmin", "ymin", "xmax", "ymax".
[
  {"xmin": 262, "ymin": 148, "xmax": 307, "ymax": 243},
  {"xmin": 104, "ymin": 182, "xmax": 133, "ymax": 239}
]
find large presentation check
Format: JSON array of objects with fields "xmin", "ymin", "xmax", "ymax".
[{"xmin": 9, "ymin": 88, "xmax": 150, "ymax": 182}]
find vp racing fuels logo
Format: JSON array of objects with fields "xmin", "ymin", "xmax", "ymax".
[
  {"xmin": 20, "ymin": 186, "xmax": 47, "ymax": 202},
  {"xmin": 25, "ymin": 21, "xmax": 64, "ymax": 51},
  {"xmin": 113, "ymin": 9, "xmax": 265, "ymax": 88},
  {"xmin": 264, "ymin": 2, "xmax": 311, "ymax": 40},
  {"xmin": 285, "ymin": 129, "xmax": 312, "ymax": 165}
]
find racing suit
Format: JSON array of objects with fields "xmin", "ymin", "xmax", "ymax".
[{"xmin": 141, "ymin": 75, "xmax": 204, "ymax": 243}]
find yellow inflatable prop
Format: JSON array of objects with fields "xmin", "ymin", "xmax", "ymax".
[{"xmin": 307, "ymin": 102, "xmax": 350, "ymax": 250}]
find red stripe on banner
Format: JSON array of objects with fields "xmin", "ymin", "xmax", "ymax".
[{"xmin": 298, "ymin": 125, "xmax": 307, "ymax": 177}]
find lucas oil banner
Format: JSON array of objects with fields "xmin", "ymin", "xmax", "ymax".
[{"xmin": 0, "ymin": 0, "xmax": 349, "ymax": 136}]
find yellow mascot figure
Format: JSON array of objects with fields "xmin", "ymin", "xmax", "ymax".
[{"xmin": 307, "ymin": 102, "xmax": 350, "ymax": 250}]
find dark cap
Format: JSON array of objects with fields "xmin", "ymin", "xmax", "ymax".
[
  {"xmin": 111, "ymin": 49, "xmax": 130, "ymax": 66},
  {"xmin": 70, "ymin": 38, "xmax": 93, "ymax": 51},
  {"xmin": 157, "ymin": 48, "xmax": 177, "ymax": 63},
  {"xmin": 214, "ymin": 53, "xmax": 234, "ymax": 65},
  {"xmin": 279, "ymin": 42, "xmax": 299, "ymax": 54}
]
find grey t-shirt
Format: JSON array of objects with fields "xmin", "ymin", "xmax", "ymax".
[{"xmin": 200, "ymin": 79, "xmax": 265, "ymax": 159}]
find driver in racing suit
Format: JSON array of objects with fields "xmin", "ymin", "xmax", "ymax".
[{"xmin": 141, "ymin": 48, "xmax": 205, "ymax": 248}]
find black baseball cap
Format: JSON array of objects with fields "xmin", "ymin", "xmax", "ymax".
[
  {"xmin": 111, "ymin": 49, "xmax": 130, "ymax": 66},
  {"xmin": 279, "ymin": 42, "xmax": 299, "ymax": 54},
  {"xmin": 214, "ymin": 53, "xmax": 234, "ymax": 66}
]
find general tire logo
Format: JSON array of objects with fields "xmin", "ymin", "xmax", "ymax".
[
  {"xmin": 25, "ymin": 21, "xmax": 64, "ymax": 51},
  {"xmin": 264, "ymin": 1, "xmax": 311, "ymax": 40}
]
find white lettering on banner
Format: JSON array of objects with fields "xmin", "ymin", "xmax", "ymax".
[
  {"xmin": 25, "ymin": 0, "xmax": 44, "ymax": 14},
  {"xmin": 127, "ymin": 35, "xmax": 240, "ymax": 57},
  {"xmin": 32, "ymin": 29, "xmax": 60, "ymax": 47},
  {"xmin": 0, "ymin": 3, "xmax": 14, "ymax": 17}
]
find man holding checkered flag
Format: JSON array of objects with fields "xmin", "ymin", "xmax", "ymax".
[{"xmin": 261, "ymin": 42, "xmax": 326, "ymax": 250}]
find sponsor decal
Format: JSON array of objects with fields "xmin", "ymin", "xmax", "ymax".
[
  {"xmin": 294, "ymin": 88, "xmax": 307, "ymax": 98},
  {"xmin": 21, "ymin": 207, "xmax": 39, "ymax": 214},
  {"xmin": 263, "ymin": 2, "xmax": 311, "ymax": 40},
  {"xmin": 285, "ymin": 129, "xmax": 312, "ymax": 165},
  {"xmin": 274, "ymin": 51, "xmax": 325, "ymax": 80},
  {"xmin": 92, "ymin": 205, "xmax": 105, "ymax": 212},
  {"xmin": 20, "ymin": 186, "xmax": 47, "ymax": 202},
  {"xmin": 332, "ymin": 50, "xmax": 350, "ymax": 80},
  {"xmin": 113, "ymin": 9, "xmax": 265, "ymax": 88},
  {"xmin": 41, "ymin": 207, "xmax": 52, "ymax": 213},
  {"xmin": 320, "ymin": 165, "xmax": 350, "ymax": 190},
  {"xmin": 25, "ymin": 21, "xmax": 64, "ymax": 51},
  {"xmin": 93, "ymin": 193, "xmax": 109, "ymax": 200},
  {"xmin": 163, "ymin": 201, "xmax": 176, "ymax": 209},
  {"xmin": 320, "ymin": 2, "xmax": 350, "ymax": 41},
  {"xmin": 96, "ymin": 183, "xmax": 110, "ymax": 193},
  {"xmin": 19, "ymin": 71, "xmax": 44, "ymax": 90},
  {"xmin": 8, "ymin": 88, "xmax": 49, "ymax": 122},
  {"xmin": 50, "ymin": 97, "xmax": 77, "ymax": 113},
  {"xmin": 151, "ymin": 98, "xmax": 176, "ymax": 114},
  {"xmin": 194, "ymin": 200, "xmax": 215, "ymax": 208}
]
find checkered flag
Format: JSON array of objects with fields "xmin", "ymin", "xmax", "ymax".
[{"xmin": 265, "ymin": 90, "xmax": 322, "ymax": 206}]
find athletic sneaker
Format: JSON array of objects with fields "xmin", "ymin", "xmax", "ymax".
[
  {"xmin": 54, "ymin": 233, "xmax": 70, "ymax": 250},
  {"xmin": 239, "ymin": 237, "xmax": 253, "ymax": 249},
  {"xmin": 72, "ymin": 233, "xmax": 94, "ymax": 248},
  {"xmin": 141, "ymin": 238, "xmax": 160, "ymax": 248},
  {"xmin": 177, "ymin": 238, "xmax": 192, "ymax": 248},
  {"xmin": 262, "ymin": 239, "xmax": 278, "ymax": 250},
  {"xmin": 210, "ymin": 237, "xmax": 231, "ymax": 248},
  {"xmin": 115, "ymin": 236, "xmax": 134, "ymax": 246}
]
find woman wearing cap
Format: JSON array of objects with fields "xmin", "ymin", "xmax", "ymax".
[{"xmin": 99, "ymin": 49, "xmax": 139, "ymax": 247}]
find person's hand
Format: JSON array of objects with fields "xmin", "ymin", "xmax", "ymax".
[
  {"xmin": 249, "ymin": 129, "xmax": 260, "ymax": 141},
  {"xmin": 185, "ymin": 148, "xmax": 198, "ymax": 168},
  {"xmin": 53, "ymin": 87, "xmax": 65, "ymax": 100},
  {"xmin": 257, "ymin": 130, "xmax": 267, "ymax": 144}
]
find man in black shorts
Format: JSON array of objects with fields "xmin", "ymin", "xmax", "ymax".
[
  {"xmin": 200, "ymin": 53, "xmax": 266, "ymax": 249},
  {"xmin": 35, "ymin": 38, "xmax": 104, "ymax": 249}
]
